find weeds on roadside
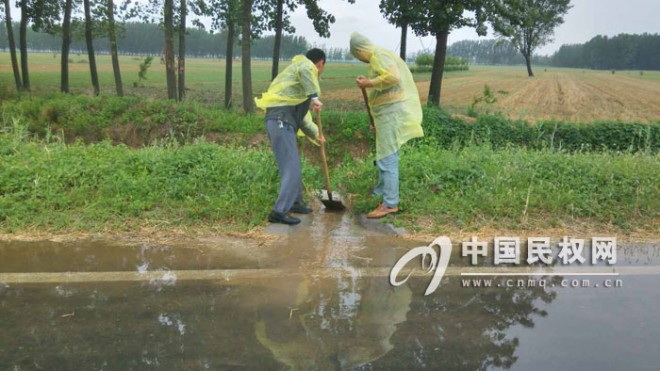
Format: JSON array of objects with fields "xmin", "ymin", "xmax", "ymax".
[
  {"xmin": 1, "ymin": 97, "xmax": 659, "ymax": 235},
  {"xmin": 334, "ymin": 144, "xmax": 660, "ymax": 233}
]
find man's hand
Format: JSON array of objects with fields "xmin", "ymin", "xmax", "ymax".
[
  {"xmin": 356, "ymin": 75, "xmax": 373, "ymax": 89},
  {"xmin": 311, "ymin": 98, "xmax": 323, "ymax": 113},
  {"xmin": 317, "ymin": 135, "xmax": 326, "ymax": 144}
]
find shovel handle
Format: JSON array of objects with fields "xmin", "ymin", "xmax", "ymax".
[
  {"xmin": 316, "ymin": 111, "xmax": 333, "ymax": 195},
  {"xmin": 361, "ymin": 87, "xmax": 376, "ymax": 132}
]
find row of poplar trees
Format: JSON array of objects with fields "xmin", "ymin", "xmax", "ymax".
[{"xmin": 2, "ymin": 0, "xmax": 571, "ymax": 110}]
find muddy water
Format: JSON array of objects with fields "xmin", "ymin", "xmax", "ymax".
[{"xmin": 1, "ymin": 212, "xmax": 659, "ymax": 370}]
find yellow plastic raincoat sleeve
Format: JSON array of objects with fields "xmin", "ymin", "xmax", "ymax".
[
  {"xmin": 300, "ymin": 112, "xmax": 319, "ymax": 139},
  {"xmin": 370, "ymin": 53, "xmax": 401, "ymax": 90}
]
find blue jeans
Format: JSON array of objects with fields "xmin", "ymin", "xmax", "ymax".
[{"xmin": 373, "ymin": 151, "xmax": 399, "ymax": 208}]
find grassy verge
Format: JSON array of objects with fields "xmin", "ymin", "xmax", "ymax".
[
  {"xmin": 2, "ymin": 123, "xmax": 658, "ymax": 237},
  {"xmin": 335, "ymin": 143, "xmax": 660, "ymax": 235},
  {"xmin": 1, "ymin": 94, "xmax": 264, "ymax": 146},
  {"xmin": 0, "ymin": 123, "xmax": 319, "ymax": 233},
  {"xmin": 2, "ymin": 94, "xmax": 658, "ymax": 154}
]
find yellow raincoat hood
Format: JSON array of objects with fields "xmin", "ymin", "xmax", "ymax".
[{"xmin": 350, "ymin": 32, "xmax": 375, "ymax": 62}]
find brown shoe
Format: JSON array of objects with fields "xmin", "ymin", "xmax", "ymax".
[{"xmin": 366, "ymin": 203, "xmax": 399, "ymax": 219}]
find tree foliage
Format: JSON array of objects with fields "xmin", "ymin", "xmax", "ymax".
[
  {"xmin": 260, "ymin": 0, "xmax": 336, "ymax": 39},
  {"xmin": 379, "ymin": 0, "xmax": 417, "ymax": 59},
  {"xmin": 398, "ymin": 0, "xmax": 488, "ymax": 106},
  {"xmin": 488, "ymin": 0, "xmax": 571, "ymax": 77},
  {"xmin": 264, "ymin": 0, "xmax": 354, "ymax": 79}
]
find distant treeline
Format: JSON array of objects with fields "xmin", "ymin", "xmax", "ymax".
[
  {"xmin": 551, "ymin": 33, "xmax": 660, "ymax": 70},
  {"xmin": 447, "ymin": 33, "xmax": 660, "ymax": 70},
  {"xmin": 3, "ymin": 20, "xmax": 658, "ymax": 70},
  {"xmin": 447, "ymin": 39, "xmax": 525, "ymax": 66},
  {"xmin": 0, "ymin": 21, "xmax": 310, "ymax": 60}
]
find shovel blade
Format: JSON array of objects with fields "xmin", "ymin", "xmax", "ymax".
[{"xmin": 319, "ymin": 189, "xmax": 346, "ymax": 211}]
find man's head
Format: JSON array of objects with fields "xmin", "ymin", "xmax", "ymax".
[{"xmin": 306, "ymin": 48, "xmax": 326, "ymax": 76}]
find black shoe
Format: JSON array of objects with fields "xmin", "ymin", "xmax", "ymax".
[
  {"xmin": 290, "ymin": 202, "xmax": 313, "ymax": 214},
  {"xmin": 268, "ymin": 211, "xmax": 301, "ymax": 225}
]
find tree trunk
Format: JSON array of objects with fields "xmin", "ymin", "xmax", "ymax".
[
  {"xmin": 399, "ymin": 21, "xmax": 407, "ymax": 61},
  {"xmin": 107, "ymin": 0, "xmax": 123, "ymax": 96},
  {"xmin": 428, "ymin": 31, "xmax": 449, "ymax": 107},
  {"xmin": 19, "ymin": 1, "xmax": 30, "ymax": 91},
  {"xmin": 177, "ymin": 0, "xmax": 186, "ymax": 101},
  {"xmin": 522, "ymin": 30, "xmax": 535, "ymax": 77},
  {"xmin": 524, "ymin": 53, "xmax": 534, "ymax": 77},
  {"xmin": 224, "ymin": 17, "xmax": 235, "ymax": 109},
  {"xmin": 3, "ymin": 0, "xmax": 21, "ymax": 91},
  {"xmin": 164, "ymin": 0, "xmax": 177, "ymax": 100},
  {"xmin": 271, "ymin": 0, "xmax": 283, "ymax": 80},
  {"xmin": 241, "ymin": 0, "xmax": 253, "ymax": 113},
  {"xmin": 60, "ymin": 0, "xmax": 73, "ymax": 93},
  {"xmin": 84, "ymin": 0, "xmax": 100, "ymax": 95}
]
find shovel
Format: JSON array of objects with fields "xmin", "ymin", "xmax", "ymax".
[
  {"xmin": 361, "ymin": 87, "xmax": 378, "ymax": 166},
  {"xmin": 315, "ymin": 111, "xmax": 346, "ymax": 211},
  {"xmin": 361, "ymin": 87, "xmax": 376, "ymax": 134}
]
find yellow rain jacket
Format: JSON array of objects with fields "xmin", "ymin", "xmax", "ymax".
[
  {"xmin": 350, "ymin": 32, "xmax": 424, "ymax": 160},
  {"xmin": 255, "ymin": 55, "xmax": 321, "ymax": 140}
]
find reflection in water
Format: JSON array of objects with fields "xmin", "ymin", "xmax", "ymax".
[
  {"xmin": 0, "ymin": 217, "xmax": 658, "ymax": 369},
  {"xmin": 251, "ymin": 212, "xmax": 558, "ymax": 370},
  {"xmin": 380, "ymin": 275, "xmax": 560, "ymax": 370},
  {"xmin": 255, "ymin": 249, "xmax": 412, "ymax": 370}
]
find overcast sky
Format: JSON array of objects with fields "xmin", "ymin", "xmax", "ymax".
[{"xmin": 286, "ymin": 0, "xmax": 660, "ymax": 56}]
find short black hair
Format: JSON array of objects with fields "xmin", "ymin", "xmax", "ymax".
[{"xmin": 306, "ymin": 48, "xmax": 326, "ymax": 64}]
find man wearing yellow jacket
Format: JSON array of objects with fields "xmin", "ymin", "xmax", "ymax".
[
  {"xmin": 350, "ymin": 32, "xmax": 424, "ymax": 218},
  {"xmin": 255, "ymin": 49, "xmax": 326, "ymax": 225}
]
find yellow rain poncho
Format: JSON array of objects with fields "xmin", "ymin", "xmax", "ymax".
[
  {"xmin": 350, "ymin": 32, "xmax": 424, "ymax": 160},
  {"xmin": 255, "ymin": 55, "xmax": 321, "ymax": 140}
]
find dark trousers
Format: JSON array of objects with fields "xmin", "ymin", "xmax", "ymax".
[{"xmin": 266, "ymin": 119, "xmax": 303, "ymax": 213}]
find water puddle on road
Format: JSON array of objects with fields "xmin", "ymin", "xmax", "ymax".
[{"xmin": 1, "ymin": 212, "xmax": 659, "ymax": 370}]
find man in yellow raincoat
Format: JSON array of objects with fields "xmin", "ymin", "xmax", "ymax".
[
  {"xmin": 350, "ymin": 32, "xmax": 424, "ymax": 218},
  {"xmin": 255, "ymin": 49, "xmax": 326, "ymax": 225}
]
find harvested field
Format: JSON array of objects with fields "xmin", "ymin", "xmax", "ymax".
[
  {"xmin": 2, "ymin": 53, "xmax": 659, "ymax": 123},
  {"xmin": 416, "ymin": 67, "xmax": 660, "ymax": 123}
]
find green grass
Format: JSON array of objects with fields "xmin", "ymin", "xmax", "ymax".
[
  {"xmin": 3, "ymin": 95, "xmax": 657, "ymax": 153},
  {"xmin": 0, "ymin": 52, "xmax": 371, "ymax": 98},
  {"xmin": 335, "ymin": 143, "xmax": 660, "ymax": 234},
  {"xmin": 626, "ymin": 70, "xmax": 660, "ymax": 82},
  {"xmin": 0, "ymin": 122, "xmax": 319, "ymax": 233},
  {"xmin": 0, "ymin": 93, "xmax": 267, "ymax": 145},
  {"xmin": 2, "ymin": 121, "xmax": 658, "ymax": 235}
]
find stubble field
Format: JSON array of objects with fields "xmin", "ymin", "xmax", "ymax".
[{"xmin": 2, "ymin": 53, "xmax": 660, "ymax": 123}]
